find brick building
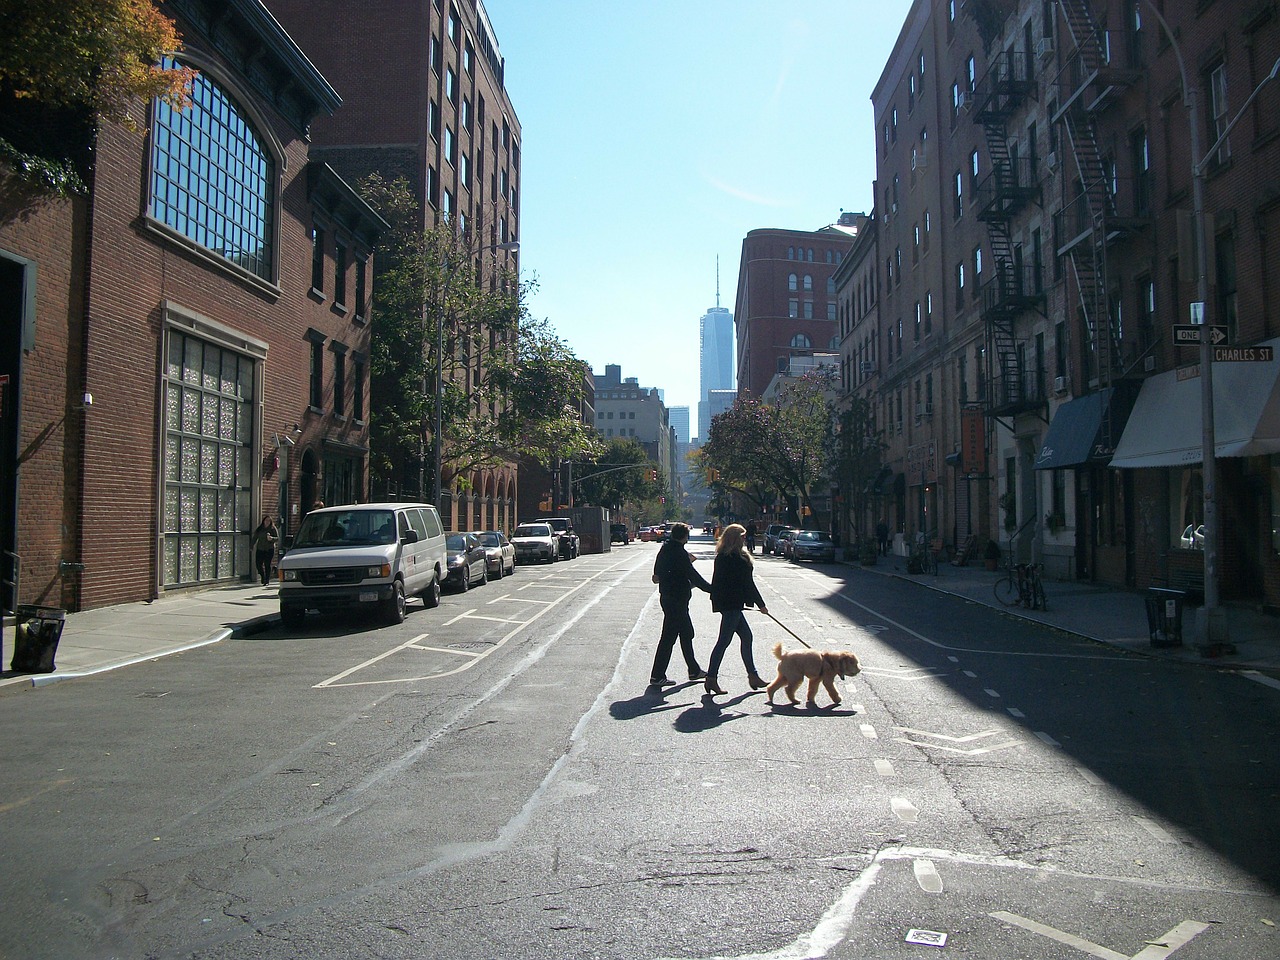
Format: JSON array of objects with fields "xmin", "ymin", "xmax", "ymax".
[
  {"xmin": 849, "ymin": 0, "xmax": 1280, "ymax": 611},
  {"xmin": 732, "ymin": 220, "xmax": 862, "ymax": 401},
  {"xmin": 0, "ymin": 0, "xmax": 384, "ymax": 611},
  {"xmin": 270, "ymin": 0, "xmax": 523, "ymax": 534}
]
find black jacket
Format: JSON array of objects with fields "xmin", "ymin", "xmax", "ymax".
[
  {"xmin": 710, "ymin": 552, "xmax": 765, "ymax": 613},
  {"xmin": 653, "ymin": 539, "xmax": 711, "ymax": 601}
]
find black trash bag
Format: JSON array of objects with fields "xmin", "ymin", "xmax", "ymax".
[{"xmin": 10, "ymin": 607, "xmax": 65, "ymax": 673}]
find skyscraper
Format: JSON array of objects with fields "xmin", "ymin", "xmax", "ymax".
[{"xmin": 697, "ymin": 260, "xmax": 735, "ymax": 442}]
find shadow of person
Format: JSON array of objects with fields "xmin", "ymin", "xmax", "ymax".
[
  {"xmin": 609, "ymin": 688, "xmax": 686, "ymax": 721},
  {"xmin": 766, "ymin": 702, "xmax": 860, "ymax": 717},
  {"xmin": 672, "ymin": 691, "xmax": 758, "ymax": 733}
]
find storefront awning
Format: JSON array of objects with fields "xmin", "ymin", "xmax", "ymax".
[
  {"xmin": 1034, "ymin": 385, "xmax": 1136, "ymax": 470},
  {"xmin": 1110, "ymin": 337, "xmax": 1280, "ymax": 468}
]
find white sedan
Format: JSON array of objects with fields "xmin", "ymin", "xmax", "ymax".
[{"xmin": 472, "ymin": 530, "xmax": 516, "ymax": 579}]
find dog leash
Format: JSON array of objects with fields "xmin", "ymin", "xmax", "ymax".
[{"xmin": 763, "ymin": 610, "xmax": 812, "ymax": 649}]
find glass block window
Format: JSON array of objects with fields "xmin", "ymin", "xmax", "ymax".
[
  {"xmin": 150, "ymin": 57, "xmax": 275, "ymax": 280},
  {"xmin": 162, "ymin": 330, "xmax": 255, "ymax": 587}
]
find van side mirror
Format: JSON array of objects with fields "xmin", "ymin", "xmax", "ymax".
[{"xmin": 401, "ymin": 530, "xmax": 420, "ymax": 544}]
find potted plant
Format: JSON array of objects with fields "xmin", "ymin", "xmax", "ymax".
[
  {"xmin": 983, "ymin": 539, "xmax": 1001, "ymax": 571},
  {"xmin": 1044, "ymin": 510, "xmax": 1065, "ymax": 533}
]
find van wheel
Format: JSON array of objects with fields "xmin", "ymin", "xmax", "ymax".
[
  {"xmin": 422, "ymin": 573, "xmax": 441, "ymax": 609},
  {"xmin": 383, "ymin": 580, "xmax": 407, "ymax": 624}
]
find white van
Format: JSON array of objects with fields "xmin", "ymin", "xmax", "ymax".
[{"xmin": 277, "ymin": 503, "xmax": 447, "ymax": 627}]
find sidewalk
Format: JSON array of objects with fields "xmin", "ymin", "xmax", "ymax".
[
  {"xmin": 0, "ymin": 582, "xmax": 280, "ymax": 691},
  {"xmin": 1, "ymin": 558, "xmax": 1277, "ymax": 692}
]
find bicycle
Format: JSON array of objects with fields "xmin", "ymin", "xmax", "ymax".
[
  {"xmin": 994, "ymin": 561, "xmax": 1047, "ymax": 610},
  {"xmin": 907, "ymin": 534, "xmax": 939, "ymax": 576}
]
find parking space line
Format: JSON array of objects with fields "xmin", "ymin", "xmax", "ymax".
[
  {"xmin": 408, "ymin": 644, "xmax": 482, "ymax": 658},
  {"xmin": 444, "ymin": 609, "xmax": 477, "ymax": 626},
  {"xmin": 459, "ymin": 614, "xmax": 527, "ymax": 625}
]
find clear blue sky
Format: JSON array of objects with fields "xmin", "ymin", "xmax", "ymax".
[{"xmin": 482, "ymin": 1, "xmax": 913, "ymax": 432}]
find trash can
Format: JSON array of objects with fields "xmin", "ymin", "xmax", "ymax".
[
  {"xmin": 1145, "ymin": 588, "xmax": 1185, "ymax": 648},
  {"xmin": 10, "ymin": 605, "xmax": 66, "ymax": 673}
]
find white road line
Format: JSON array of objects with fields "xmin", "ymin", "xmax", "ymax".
[
  {"xmin": 984, "ymin": 688, "xmax": 1001, "ymax": 698},
  {"xmin": 1035, "ymin": 730, "xmax": 1061, "ymax": 747},
  {"xmin": 501, "ymin": 596, "xmax": 554, "ymax": 605},
  {"xmin": 1241, "ymin": 670, "xmax": 1280, "ymax": 692},
  {"xmin": 859, "ymin": 723, "xmax": 878, "ymax": 739},
  {"xmin": 1008, "ymin": 707, "xmax": 1025, "ymax": 718},
  {"xmin": 990, "ymin": 911, "xmax": 1128, "ymax": 960},
  {"xmin": 458, "ymin": 614, "xmax": 527, "ymax": 625},
  {"xmin": 891, "ymin": 797, "xmax": 919, "ymax": 822},
  {"xmin": 874, "ymin": 759, "xmax": 895, "ymax": 777},
  {"xmin": 963, "ymin": 670, "xmax": 978, "ymax": 678},
  {"xmin": 1131, "ymin": 920, "xmax": 1212, "ymax": 959},
  {"xmin": 913, "ymin": 858, "xmax": 943, "ymax": 893},
  {"xmin": 443, "ymin": 609, "xmax": 477, "ymax": 626},
  {"xmin": 1132, "ymin": 816, "xmax": 1177, "ymax": 844},
  {"xmin": 407, "ymin": 643, "xmax": 482, "ymax": 658},
  {"xmin": 315, "ymin": 634, "xmax": 431, "ymax": 687},
  {"xmin": 947, "ymin": 655, "xmax": 959, "ymax": 662}
]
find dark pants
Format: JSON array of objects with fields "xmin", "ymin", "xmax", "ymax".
[
  {"xmin": 651, "ymin": 595, "xmax": 701, "ymax": 680},
  {"xmin": 256, "ymin": 549, "xmax": 274, "ymax": 586},
  {"xmin": 707, "ymin": 608, "xmax": 758, "ymax": 679}
]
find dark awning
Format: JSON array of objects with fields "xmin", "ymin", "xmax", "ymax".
[{"xmin": 1034, "ymin": 385, "xmax": 1136, "ymax": 470}]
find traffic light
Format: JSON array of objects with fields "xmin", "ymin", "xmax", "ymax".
[
  {"xmin": 646, "ymin": 468, "xmax": 659, "ymax": 482},
  {"xmin": 705, "ymin": 468, "xmax": 721, "ymax": 483}
]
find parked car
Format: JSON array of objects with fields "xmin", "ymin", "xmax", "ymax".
[
  {"xmin": 1180, "ymin": 524, "xmax": 1205, "ymax": 550},
  {"xmin": 763, "ymin": 523, "xmax": 789, "ymax": 554},
  {"xmin": 445, "ymin": 532, "xmax": 488, "ymax": 591},
  {"xmin": 610, "ymin": 523, "xmax": 631, "ymax": 544},
  {"xmin": 638, "ymin": 526, "xmax": 659, "ymax": 542},
  {"xmin": 773, "ymin": 527, "xmax": 799, "ymax": 558},
  {"xmin": 541, "ymin": 517, "xmax": 580, "ymax": 558},
  {"xmin": 512, "ymin": 522, "xmax": 559, "ymax": 563},
  {"xmin": 790, "ymin": 530, "xmax": 836, "ymax": 563},
  {"xmin": 472, "ymin": 530, "xmax": 515, "ymax": 579},
  {"xmin": 277, "ymin": 502, "xmax": 446, "ymax": 628}
]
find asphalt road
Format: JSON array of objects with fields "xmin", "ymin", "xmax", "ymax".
[{"xmin": 1, "ymin": 539, "xmax": 1277, "ymax": 959}]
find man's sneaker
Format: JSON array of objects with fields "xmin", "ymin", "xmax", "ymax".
[
  {"xmin": 688, "ymin": 669, "xmax": 706, "ymax": 682},
  {"xmin": 649, "ymin": 676, "xmax": 675, "ymax": 687}
]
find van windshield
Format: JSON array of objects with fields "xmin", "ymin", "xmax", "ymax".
[{"xmin": 293, "ymin": 510, "xmax": 398, "ymax": 548}]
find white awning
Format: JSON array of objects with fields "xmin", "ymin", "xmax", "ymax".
[{"xmin": 1110, "ymin": 337, "xmax": 1280, "ymax": 468}]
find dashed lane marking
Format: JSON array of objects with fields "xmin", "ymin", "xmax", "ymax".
[
  {"xmin": 990, "ymin": 912, "xmax": 1210, "ymax": 960},
  {"xmin": 1075, "ymin": 766, "xmax": 1105, "ymax": 786},
  {"xmin": 1035, "ymin": 731, "xmax": 1062, "ymax": 747},
  {"xmin": 859, "ymin": 723, "xmax": 878, "ymax": 739},
  {"xmin": 913, "ymin": 858, "xmax": 943, "ymax": 893},
  {"xmin": 874, "ymin": 759, "xmax": 895, "ymax": 777},
  {"xmin": 891, "ymin": 797, "xmax": 919, "ymax": 822},
  {"xmin": 1132, "ymin": 817, "xmax": 1178, "ymax": 844}
]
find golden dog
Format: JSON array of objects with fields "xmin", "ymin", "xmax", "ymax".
[{"xmin": 765, "ymin": 642, "xmax": 860, "ymax": 707}]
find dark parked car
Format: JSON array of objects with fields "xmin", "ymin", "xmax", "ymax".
[
  {"xmin": 610, "ymin": 523, "xmax": 631, "ymax": 544},
  {"xmin": 773, "ymin": 527, "xmax": 799, "ymax": 558},
  {"xmin": 444, "ymin": 533, "xmax": 488, "ymax": 591},
  {"xmin": 764, "ymin": 523, "xmax": 789, "ymax": 554},
  {"xmin": 790, "ymin": 530, "xmax": 836, "ymax": 563}
]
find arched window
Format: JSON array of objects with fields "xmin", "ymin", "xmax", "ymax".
[
  {"xmin": 827, "ymin": 277, "xmax": 836, "ymax": 295},
  {"xmin": 787, "ymin": 246, "xmax": 795, "ymax": 259},
  {"xmin": 830, "ymin": 336, "xmax": 840, "ymax": 350},
  {"xmin": 788, "ymin": 273, "xmax": 798, "ymax": 291},
  {"xmin": 803, "ymin": 274, "xmax": 813, "ymax": 291},
  {"xmin": 806, "ymin": 248, "xmax": 815, "ymax": 262},
  {"xmin": 791, "ymin": 334, "xmax": 811, "ymax": 349},
  {"xmin": 150, "ymin": 57, "xmax": 276, "ymax": 280}
]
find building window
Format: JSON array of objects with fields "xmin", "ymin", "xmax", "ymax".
[
  {"xmin": 353, "ymin": 354, "xmax": 366, "ymax": 421},
  {"xmin": 1217, "ymin": 231, "xmax": 1238, "ymax": 340},
  {"xmin": 803, "ymin": 274, "xmax": 813, "ymax": 291},
  {"xmin": 973, "ymin": 246, "xmax": 983, "ymax": 299},
  {"xmin": 444, "ymin": 126, "xmax": 456, "ymax": 166},
  {"xmin": 914, "ymin": 301, "xmax": 922, "ymax": 341},
  {"xmin": 803, "ymin": 301, "xmax": 814, "ymax": 319},
  {"xmin": 354, "ymin": 257, "xmax": 367, "ymax": 321},
  {"xmin": 310, "ymin": 225, "xmax": 325, "ymax": 293},
  {"xmin": 162, "ymin": 329, "xmax": 255, "ymax": 588},
  {"xmin": 332, "ymin": 343, "xmax": 347, "ymax": 417},
  {"xmin": 461, "ymin": 97, "xmax": 472, "ymax": 131},
  {"xmin": 446, "ymin": 66, "xmax": 458, "ymax": 103},
  {"xmin": 791, "ymin": 334, "xmax": 811, "ymax": 348},
  {"xmin": 150, "ymin": 58, "xmax": 275, "ymax": 281},
  {"xmin": 431, "ymin": 34, "xmax": 442, "ymax": 74},
  {"xmin": 788, "ymin": 273, "xmax": 798, "ymax": 291},
  {"xmin": 925, "ymin": 292, "xmax": 933, "ymax": 335},
  {"xmin": 1208, "ymin": 62, "xmax": 1230, "ymax": 165},
  {"xmin": 956, "ymin": 261, "xmax": 965, "ymax": 298},
  {"xmin": 827, "ymin": 302, "xmax": 837, "ymax": 321},
  {"xmin": 954, "ymin": 170, "xmax": 963, "ymax": 218},
  {"xmin": 334, "ymin": 240, "xmax": 347, "ymax": 307},
  {"xmin": 789, "ymin": 299, "xmax": 799, "ymax": 318},
  {"xmin": 307, "ymin": 332, "xmax": 325, "ymax": 410}
]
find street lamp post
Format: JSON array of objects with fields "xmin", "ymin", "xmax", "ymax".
[
  {"xmin": 422, "ymin": 239, "xmax": 519, "ymax": 509},
  {"xmin": 1140, "ymin": 2, "xmax": 1280, "ymax": 647}
]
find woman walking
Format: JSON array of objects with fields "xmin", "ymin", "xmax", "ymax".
[
  {"xmin": 251, "ymin": 515, "xmax": 279, "ymax": 586},
  {"xmin": 704, "ymin": 523, "xmax": 769, "ymax": 695}
]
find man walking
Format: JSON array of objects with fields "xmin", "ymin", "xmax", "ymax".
[{"xmin": 649, "ymin": 522, "xmax": 711, "ymax": 686}]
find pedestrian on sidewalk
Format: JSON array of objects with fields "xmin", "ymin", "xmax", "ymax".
[
  {"xmin": 251, "ymin": 515, "xmax": 279, "ymax": 586},
  {"xmin": 876, "ymin": 518, "xmax": 890, "ymax": 556},
  {"xmin": 704, "ymin": 523, "xmax": 769, "ymax": 696},
  {"xmin": 649, "ymin": 522, "xmax": 711, "ymax": 686}
]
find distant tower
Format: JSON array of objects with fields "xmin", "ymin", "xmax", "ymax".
[{"xmin": 698, "ymin": 258, "xmax": 734, "ymax": 441}]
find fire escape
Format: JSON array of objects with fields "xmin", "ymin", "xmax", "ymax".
[
  {"xmin": 1049, "ymin": 0, "xmax": 1144, "ymax": 422},
  {"xmin": 972, "ymin": 47, "xmax": 1044, "ymax": 418}
]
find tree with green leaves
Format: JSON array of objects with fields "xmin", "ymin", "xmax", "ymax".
[
  {"xmin": 827, "ymin": 392, "xmax": 886, "ymax": 546},
  {"xmin": 358, "ymin": 173, "xmax": 601, "ymax": 498},
  {"xmin": 699, "ymin": 373, "xmax": 836, "ymax": 525},
  {"xmin": 575, "ymin": 438, "xmax": 661, "ymax": 510},
  {"xmin": 0, "ymin": 0, "xmax": 195, "ymax": 196}
]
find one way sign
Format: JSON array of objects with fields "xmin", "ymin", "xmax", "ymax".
[{"xmin": 1173, "ymin": 324, "xmax": 1229, "ymax": 345}]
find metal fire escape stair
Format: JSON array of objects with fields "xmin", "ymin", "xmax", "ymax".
[{"xmin": 1053, "ymin": 0, "xmax": 1120, "ymax": 394}]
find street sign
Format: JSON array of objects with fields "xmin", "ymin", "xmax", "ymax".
[
  {"xmin": 1189, "ymin": 301, "xmax": 1204, "ymax": 324},
  {"xmin": 1214, "ymin": 345, "xmax": 1274, "ymax": 362},
  {"xmin": 1172, "ymin": 324, "xmax": 1229, "ymax": 345}
]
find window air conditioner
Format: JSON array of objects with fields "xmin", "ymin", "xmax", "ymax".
[
  {"xmin": 1144, "ymin": 356, "xmax": 1156, "ymax": 372},
  {"xmin": 1053, "ymin": 375, "xmax": 1067, "ymax": 393},
  {"xmin": 1045, "ymin": 151, "xmax": 1058, "ymax": 171},
  {"xmin": 956, "ymin": 91, "xmax": 968, "ymax": 112},
  {"xmin": 859, "ymin": 360, "xmax": 877, "ymax": 374},
  {"xmin": 924, "ymin": 402, "xmax": 934, "ymax": 416},
  {"xmin": 1036, "ymin": 37, "xmax": 1054, "ymax": 61}
]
